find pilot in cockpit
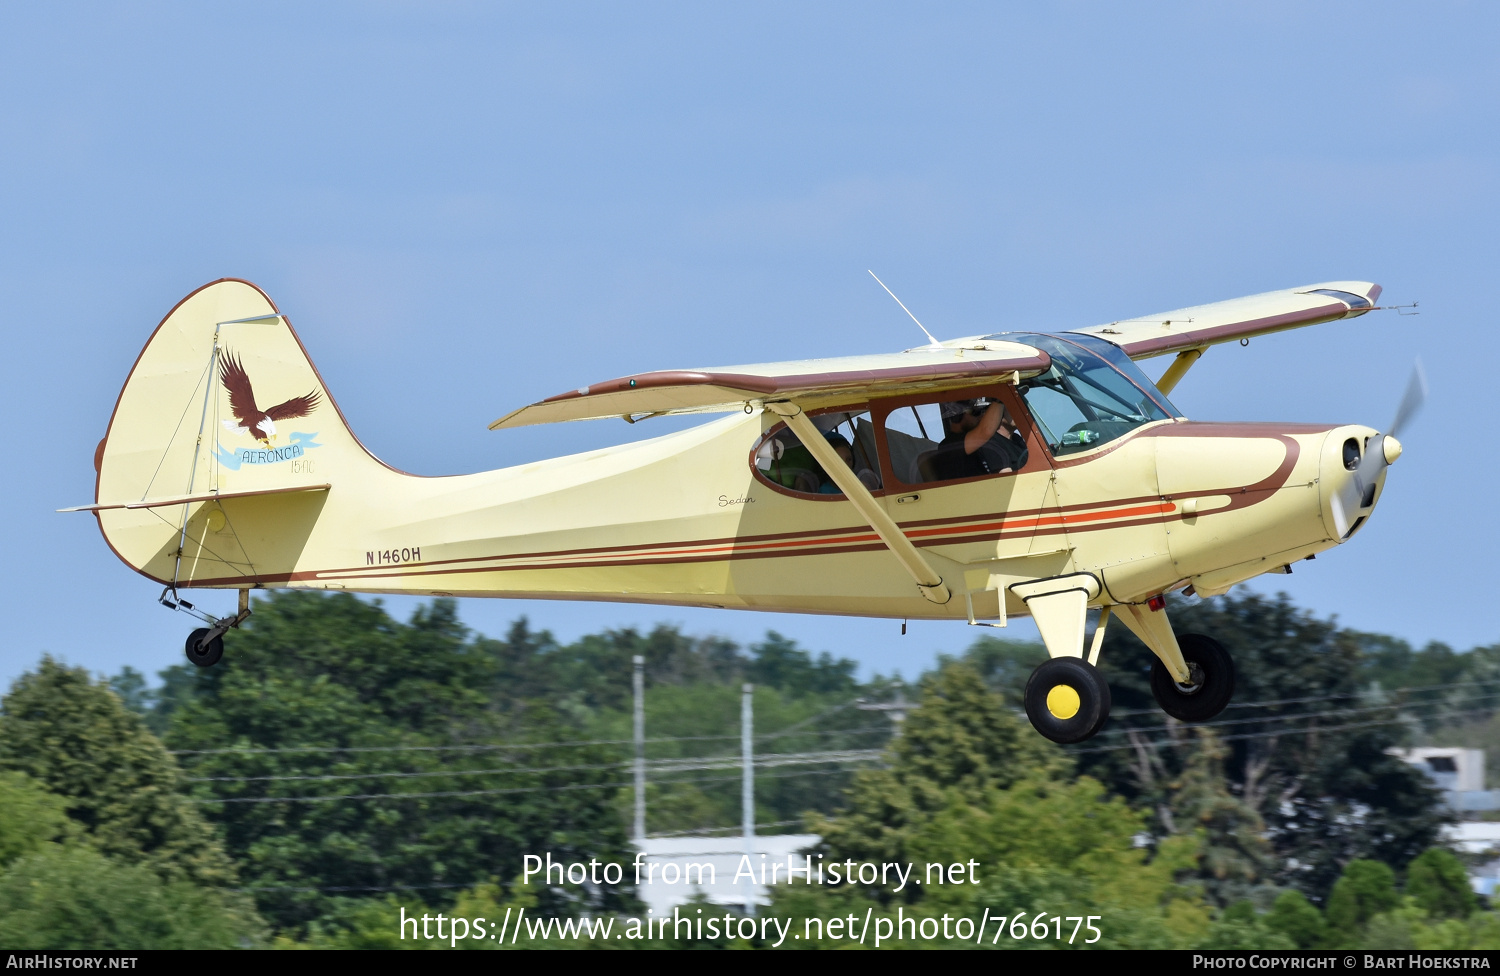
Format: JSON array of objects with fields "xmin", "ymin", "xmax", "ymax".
[{"xmin": 933, "ymin": 398, "xmax": 1028, "ymax": 479}]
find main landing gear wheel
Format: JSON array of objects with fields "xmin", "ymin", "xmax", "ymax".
[
  {"xmin": 1024, "ymin": 657, "xmax": 1111, "ymax": 744},
  {"xmin": 1150, "ymin": 633, "xmax": 1235, "ymax": 722},
  {"xmin": 185, "ymin": 628, "xmax": 224, "ymax": 668}
]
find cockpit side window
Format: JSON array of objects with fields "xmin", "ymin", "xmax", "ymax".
[
  {"xmin": 752, "ymin": 409, "xmax": 881, "ymax": 498},
  {"xmin": 875, "ymin": 385, "xmax": 1038, "ymax": 487}
]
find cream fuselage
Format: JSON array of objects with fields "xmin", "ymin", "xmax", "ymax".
[{"xmin": 106, "ymin": 407, "xmax": 1379, "ymax": 623}]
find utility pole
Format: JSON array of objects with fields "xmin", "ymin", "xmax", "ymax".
[
  {"xmin": 633, "ymin": 655, "xmax": 646, "ymax": 843},
  {"xmin": 741, "ymin": 682, "xmax": 755, "ymax": 915},
  {"xmin": 856, "ymin": 678, "xmax": 909, "ymax": 736}
]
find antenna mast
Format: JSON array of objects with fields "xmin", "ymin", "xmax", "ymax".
[{"xmin": 868, "ymin": 270, "xmax": 942, "ymax": 348}]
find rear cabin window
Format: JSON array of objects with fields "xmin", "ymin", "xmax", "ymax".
[{"xmin": 753, "ymin": 409, "xmax": 881, "ymax": 497}]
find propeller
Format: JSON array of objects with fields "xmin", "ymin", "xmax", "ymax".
[{"xmin": 1331, "ymin": 361, "xmax": 1427, "ymax": 537}]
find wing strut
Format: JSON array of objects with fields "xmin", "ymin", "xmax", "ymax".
[
  {"xmin": 767, "ymin": 403, "xmax": 951, "ymax": 605},
  {"xmin": 1155, "ymin": 348, "xmax": 1204, "ymax": 396}
]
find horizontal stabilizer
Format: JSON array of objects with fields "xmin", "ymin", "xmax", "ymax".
[{"xmin": 60, "ymin": 483, "xmax": 331, "ymax": 513}]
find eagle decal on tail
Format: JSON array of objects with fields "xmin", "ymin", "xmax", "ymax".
[{"xmin": 220, "ymin": 351, "xmax": 322, "ymax": 445}]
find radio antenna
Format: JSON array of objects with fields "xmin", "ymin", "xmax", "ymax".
[{"xmin": 868, "ymin": 270, "xmax": 942, "ymax": 348}]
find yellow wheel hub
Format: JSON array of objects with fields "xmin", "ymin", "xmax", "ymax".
[{"xmin": 1046, "ymin": 684, "xmax": 1081, "ymax": 720}]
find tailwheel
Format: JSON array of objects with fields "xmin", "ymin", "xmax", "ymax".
[
  {"xmin": 1150, "ymin": 633, "xmax": 1235, "ymax": 722},
  {"xmin": 168, "ymin": 588, "xmax": 250, "ymax": 669},
  {"xmin": 185, "ymin": 628, "xmax": 224, "ymax": 668},
  {"xmin": 1024, "ymin": 657, "xmax": 1111, "ymax": 744}
]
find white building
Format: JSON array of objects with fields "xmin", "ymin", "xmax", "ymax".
[
  {"xmin": 1389, "ymin": 748, "xmax": 1486, "ymax": 793},
  {"xmin": 634, "ymin": 834, "xmax": 819, "ymax": 916},
  {"xmin": 1388, "ymin": 748, "xmax": 1500, "ymax": 897}
]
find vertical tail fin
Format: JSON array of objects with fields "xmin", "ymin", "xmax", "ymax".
[{"xmin": 93, "ymin": 279, "xmax": 389, "ymax": 587}]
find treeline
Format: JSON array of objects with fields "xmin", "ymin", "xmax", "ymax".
[
  {"xmin": 0, "ymin": 588, "xmax": 1495, "ymax": 948},
  {"xmin": 772, "ymin": 663, "xmax": 1489, "ymax": 949}
]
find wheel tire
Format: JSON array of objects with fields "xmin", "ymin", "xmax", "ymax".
[
  {"xmin": 185, "ymin": 628, "xmax": 224, "ymax": 668},
  {"xmin": 1150, "ymin": 633, "xmax": 1234, "ymax": 722},
  {"xmin": 1024, "ymin": 657, "xmax": 1111, "ymax": 744}
]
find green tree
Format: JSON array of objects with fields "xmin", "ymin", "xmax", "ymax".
[
  {"xmin": 1264, "ymin": 889, "xmax": 1327, "ymax": 949},
  {"xmin": 480, "ymin": 617, "xmax": 862, "ymax": 717},
  {"xmin": 746, "ymin": 632, "xmax": 858, "ymax": 697},
  {"xmin": 589, "ymin": 679, "xmax": 884, "ymax": 835},
  {"xmin": 1202, "ymin": 901, "xmax": 1295, "ymax": 950},
  {"xmin": 1326, "ymin": 859, "xmax": 1400, "ymax": 941},
  {"xmin": 808, "ymin": 661, "xmax": 1064, "ymax": 901},
  {"xmin": 1075, "ymin": 591, "xmax": 1448, "ymax": 900},
  {"xmin": 163, "ymin": 592, "xmax": 637, "ymax": 932},
  {"xmin": 0, "ymin": 657, "xmax": 237, "ymax": 888},
  {"xmin": 1351, "ymin": 633, "xmax": 1467, "ymax": 695},
  {"xmin": 1360, "ymin": 900, "xmax": 1500, "ymax": 950},
  {"xmin": 1162, "ymin": 730, "xmax": 1278, "ymax": 907},
  {"xmin": 1405, "ymin": 848, "xmax": 1476, "ymax": 919},
  {"xmin": 0, "ymin": 771, "xmax": 73, "ymax": 868},
  {"xmin": 513, "ymin": 619, "xmax": 877, "ymax": 835},
  {"xmin": 107, "ymin": 666, "xmax": 154, "ymax": 717},
  {"xmin": 961, "ymin": 635, "xmax": 1048, "ymax": 705},
  {"xmin": 0, "ymin": 845, "xmax": 262, "ymax": 949},
  {"xmin": 498, "ymin": 620, "xmax": 744, "ymax": 715},
  {"xmin": 776, "ymin": 773, "xmax": 1212, "ymax": 948}
]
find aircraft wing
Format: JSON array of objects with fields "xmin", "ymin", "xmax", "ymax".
[
  {"xmin": 490, "ymin": 342, "xmax": 1049, "ymax": 429},
  {"xmin": 1066, "ymin": 281, "xmax": 1382, "ymax": 361}
]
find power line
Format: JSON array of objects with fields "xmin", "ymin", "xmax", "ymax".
[
  {"xmin": 191, "ymin": 759, "xmax": 882, "ymax": 805},
  {"xmin": 169, "ymin": 724, "xmax": 889, "ymax": 759},
  {"xmin": 167, "ymin": 674, "xmax": 1500, "ymax": 760},
  {"xmin": 755, "ymin": 698, "xmax": 861, "ymax": 739},
  {"xmin": 1091, "ymin": 688, "xmax": 1500, "ymax": 740},
  {"xmin": 615, "ymin": 749, "xmax": 883, "ymax": 776},
  {"xmin": 186, "ymin": 760, "xmax": 626, "ymax": 784},
  {"xmin": 193, "ymin": 779, "xmax": 629, "ymax": 805},
  {"xmin": 1104, "ymin": 672, "xmax": 1500, "ymax": 718},
  {"xmin": 185, "ymin": 749, "xmax": 885, "ymax": 785},
  {"xmin": 168, "ymin": 671, "xmax": 1500, "ymax": 799},
  {"xmin": 232, "ymin": 881, "xmax": 474, "ymax": 894},
  {"xmin": 1074, "ymin": 704, "xmax": 1500, "ymax": 756},
  {"xmin": 174, "ymin": 737, "xmax": 631, "ymax": 757}
]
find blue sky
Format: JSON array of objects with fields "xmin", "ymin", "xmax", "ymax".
[{"xmin": 3, "ymin": 2, "xmax": 1494, "ymax": 688}]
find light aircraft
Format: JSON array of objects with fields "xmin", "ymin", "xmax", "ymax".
[{"xmin": 64, "ymin": 278, "xmax": 1420, "ymax": 743}]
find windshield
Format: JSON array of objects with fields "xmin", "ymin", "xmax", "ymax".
[{"xmin": 982, "ymin": 332, "xmax": 1180, "ymax": 456}]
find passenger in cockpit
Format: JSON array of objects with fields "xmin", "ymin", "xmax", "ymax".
[{"xmin": 819, "ymin": 431, "xmax": 881, "ymax": 493}]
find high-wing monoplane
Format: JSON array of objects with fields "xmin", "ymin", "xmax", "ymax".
[{"xmin": 65, "ymin": 278, "xmax": 1417, "ymax": 742}]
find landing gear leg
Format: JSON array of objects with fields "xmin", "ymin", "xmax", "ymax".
[{"xmin": 162, "ymin": 587, "xmax": 252, "ymax": 668}]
